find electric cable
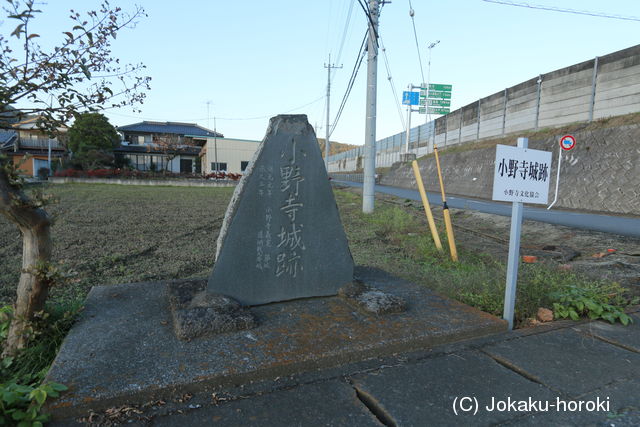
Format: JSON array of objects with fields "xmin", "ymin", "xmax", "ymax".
[
  {"xmin": 104, "ymin": 95, "xmax": 325, "ymax": 122},
  {"xmin": 408, "ymin": 0, "xmax": 425, "ymax": 84},
  {"xmin": 379, "ymin": 35, "xmax": 406, "ymax": 130},
  {"xmin": 356, "ymin": 0, "xmax": 379, "ymax": 47},
  {"xmin": 483, "ymin": 0, "xmax": 640, "ymax": 22},
  {"xmin": 330, "ymin": 29, "xmax": 368, "ymax": 136},
  {"xmin": 334, "ymin": 0, "xmax": 355, "ymax": 72}
]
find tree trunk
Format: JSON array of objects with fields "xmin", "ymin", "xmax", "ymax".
[{"xmin": 0, "ymin": 170, "xmax": 52, "ymax": 358}]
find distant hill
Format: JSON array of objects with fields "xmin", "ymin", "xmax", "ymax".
[{"xmin": 317, "ymin": 138, "xmax": 358, "ymax": 158}]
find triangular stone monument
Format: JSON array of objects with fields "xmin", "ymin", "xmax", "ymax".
[{"xmin": 207, "ymin": 115, "xmax": 354, "ymax": 305}]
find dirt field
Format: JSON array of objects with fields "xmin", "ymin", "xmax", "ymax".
[{"xmin": 1, "ymin": 182, "xmax": 637, "ymax": 321}]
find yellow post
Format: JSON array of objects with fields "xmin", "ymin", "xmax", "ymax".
[
  {"xmin": 433, "ymin": 145, "xmax": 458, "ymax": 262},
  {"xmin": 411, "ymin": 160, "xmax": 443, "ymax": 251}
]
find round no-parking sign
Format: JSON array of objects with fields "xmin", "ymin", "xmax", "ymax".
[{"xmin": 560, "ymin": 134, "xmax": 576, "ymax": 151}]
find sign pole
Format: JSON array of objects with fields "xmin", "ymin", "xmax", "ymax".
[
  {"xmin": 547, "ymin": 147, "xmax": 562, "ymax": 210},
  {"xmin": 502, "ymin": 137, "xmax": 528, "ymax": 330},
  {"xmin": 405, "ymin": 103, "xmax": 412, "ymax": 154},
  {"xmin": 548, "ymin": 134, "xmax": 575, "ymax": 210}
]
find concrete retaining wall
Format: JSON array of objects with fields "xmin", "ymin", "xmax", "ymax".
[
  {"xmin": 378, "ymin": 125, "xmax": 640, "ymax": 216},
  {"xmin": 328, "ymin": 44, "xmax": 640, "ymax": 173}
]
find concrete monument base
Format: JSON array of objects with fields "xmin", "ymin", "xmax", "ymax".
[{"xmin": 45, "ymin": 267, "xmax": 507, "ymax": 420}]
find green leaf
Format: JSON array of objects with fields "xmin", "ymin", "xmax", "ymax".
[
  {"xmin": 49, "ymin": 383, "xmax": 67, "ymax": 392},
  {"xmin": 80, "ymin": 64, "xmax": 91, "ymax": 79},
  {"xmin": 30, "ymin": 389, "xmax": 46, "ymax": 406},
  {"xmin": 619, "ymin": 313, "xmax": 631, "ymax": 326},
  {"xmin": 569, "ymin": 309, "xmax": 580, "ymax": 321},
  {"xmin": 1, "ymin": 357, "xmax": 14, "ymax": 369},
  {"xmin": 10, "ymin": 24, "xmax": 25, "ymax": 38},
  {"xmin": 11, "ymin": 410, "xmax": 26, "ymax": 421},
  {"xmin": 3, "ymin": 391, "xmax": 18, "ymax": 405}
]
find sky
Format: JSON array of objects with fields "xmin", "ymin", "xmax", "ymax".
[{"xmin": 7, "ymin": 0, "xmax": 640, "ymax": 145}]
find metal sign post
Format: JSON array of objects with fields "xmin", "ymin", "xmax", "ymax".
[
  {"xmin": 548, "ymin": 134, "xmax": 576, "ymax": 210},
  {"xmin": 403, "ymin": 88, "xmax": 420, "ymax": 154},
  {"xmin": 493, "ymin": 138, "xmax": 552, "ymax": 330}
]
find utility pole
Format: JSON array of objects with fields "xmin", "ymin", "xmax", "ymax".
[
  {"xmin": 362, "ymin": 0, "xmax": 379, "ymax": 214},
  {"xmin": 426, "ymin": 40, "xmax": 440, "ymax": 124},
  {"xmin": 324, "ymin": 54, "xmax": 342, "ymax": 171},
  {"xmin": 214, "ymin": 117, "xmax": 219, "ymax": 173}
]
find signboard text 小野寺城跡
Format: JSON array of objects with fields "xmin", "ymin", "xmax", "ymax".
[{"xmin": 492, "ymin": 144, "xmax": 552, "ymax": 205}]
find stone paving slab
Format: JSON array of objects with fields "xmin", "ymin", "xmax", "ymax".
[
  {"xmin": 45, "ymin": 267, "xmax": 506, "ymax": 420},
  {"xmin": 575, "ymin": 314, "xmax": 640, "ymax": 353},
  {"xmin": 483, "ymin": 328, "xmax": 640, "ymax": 398},
  {"xmin": 350, "ymin": 351, "xmax": 555, "ymax": 426},
  {"xmin": 151, "ymin": 380, "xmax": 381, "ymax": 427},
  {"xmin": 504, "ymin": 377, "xmax": 640, "ymax": 426}
]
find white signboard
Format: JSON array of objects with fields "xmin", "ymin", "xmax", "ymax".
[{"xmin": 492, "ymin": 144, "xmax": 552, "ymax": 205}]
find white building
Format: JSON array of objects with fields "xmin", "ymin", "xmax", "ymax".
[{"xmin": 200, "ymin": 137, "xmax": 260, "ymax": 174}]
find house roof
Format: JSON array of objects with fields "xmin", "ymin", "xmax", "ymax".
[
  {"xmin": 0, "ymin": 106, "xmax": 21, "ymax": 127},
  {"xmin": 5, "ymin": 148, "xmax": 65, "ymax": 156},
  {"xmin": 117, "ymin": 121, "xmax": 223, "ymax": 138},
  {"xmin": 10, "ymin": 116, "xmax": 67, "ymax": 132},
  {"xmin": 0, "ymin": 130, "xmax": 17, "ymax": 148}
]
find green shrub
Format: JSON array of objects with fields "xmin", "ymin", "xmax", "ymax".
[
  {"xmin": 0, "ymin": 303, "xmax": 80, "ymax": 426},
  {"xmin": 0, "ymin": 381, "xmax": 67, "ymax": 426},
  {"xmin": 550, "ymin": 283, "xmax": 637, "ymax": 325}
]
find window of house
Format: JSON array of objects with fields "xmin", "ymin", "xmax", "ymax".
[
  {"xmin": 211, "ymin": 162, "xmax": 227, "ymax": 172},
  {"xmin": 241, "ymin": 161, "xmax": 249, "ymax": 171}
]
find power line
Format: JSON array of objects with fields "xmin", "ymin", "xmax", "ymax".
[
  {"xmin": 408, "ymin": 0, "xmax": 425, "ymax": 84},
  {"xmin": 356, "ymin": 0, "xmax": 379, "ymax": 47},
  {"xmin": 483, "ymin": 0, "xmax": 640, "ymax": 22},
  {"xmin": 334, "ymin": 0, "xmax": 356, "ymax": 71},
  {"xmin": 379, "ymin": 35, "xmax": 406, "ymax": 130},
  {"xmin": 330, "ymin": 29, "xmax": 368, "ymax": 136},
  {"xmin": 104, "ymin": 95, "xmax": 325, "ymax": 123}
]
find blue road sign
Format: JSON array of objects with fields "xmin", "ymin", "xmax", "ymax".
[{"xmin": 402, "ymin": 91, "xmax": 419, "ymax": 105}]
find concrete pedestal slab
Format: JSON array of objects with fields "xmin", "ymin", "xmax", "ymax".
[{"xmin": 45, "ymin": 267, "xmax": 506, "ymax": 419}]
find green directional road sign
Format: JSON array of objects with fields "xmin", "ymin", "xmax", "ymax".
[
  {"xmin": 427, "ymin": 99, "xmax": 451, "ymax": 107},
  {"xmin": 429, "ymin": 83, "xmax": 452, "ymax": 91},
  {"xmin": 427, "ymin": 90, "xmax": 452, "ymax": 99},
  {"xmin": 419, "ymin": 107, "xmax": 426, "ymax": 114},
  {"xmin": 428, "ymin": 107, "xmax": 450, "ymax": 115}
]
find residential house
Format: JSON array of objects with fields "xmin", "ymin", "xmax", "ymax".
[
  {"xmin": 115, "ymin": 121, "xmax": 223, "ymax": 173},
  {"xmin": 0, "ymin": 117, "xmax": 67, "ymax": 177}
]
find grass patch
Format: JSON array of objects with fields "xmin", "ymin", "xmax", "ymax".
[
  {"xmin": 334, "ymin": 189, "xmax": 635, "ymax": 326},
  {"xmin": 0, "ymin": 302, "xmax": 81, "ymax": 385}
]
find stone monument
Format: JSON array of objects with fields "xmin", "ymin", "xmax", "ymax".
[{"xmin": 207, "ymin": 115, "xmax": 354, "ymax": 305}]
